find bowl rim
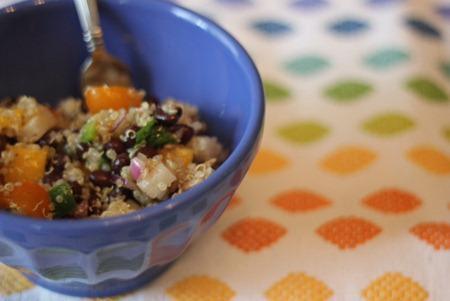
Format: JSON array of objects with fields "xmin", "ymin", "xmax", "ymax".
[{"xmin": 0, "ymin": 0, "xmax": 264, "ymax": 232}]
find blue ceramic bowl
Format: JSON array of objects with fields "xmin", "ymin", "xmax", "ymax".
[{"xmin": 0, "ymin": 0, "xmax": 263, "ymax": 297}]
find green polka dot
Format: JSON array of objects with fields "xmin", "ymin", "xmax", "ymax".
[
  {"xmin": 363, "ymin": 113, "xmax": 415, "ymax": 137},
  {"xmin": 278, "ymin": 121, "xmax": 329, "ymax": 144},
  {"xmin": 364, "ymin": 48, "xmax": 409, "ymax": 69},
  {"xmin": 443, "ymin": 127, "xmax": 450, "ymax": 143},
  {"xmin": 406, "ymin": 77, "xmax": 448, "ymax": 103},
  {"xmin": 264, "ymin": 80, "xmax": 290, "ymax": 102},
  {"xmin": 284, "ymin": 55, "xmax": 330, "ymax": 76},
  {"xmin": 441, "ymin": 62, "xmax": 450, "ymax": 79},
  {"xmin": 325, "ymin": 80, "xmax": 373, "ymax": 103}
]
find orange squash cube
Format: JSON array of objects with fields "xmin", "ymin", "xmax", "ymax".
[
  {"xmin": 0, "ymin": 108, "xmax": 24, "ymax": 135},
  {"xmin": 1, "ymin": 181, "xmax": 51, "ymax": 218},
  {"xmin": 85, "ymin": 86, "xmax": 143, "ymax": 114},
  {"xmin": 4, "ymin": 144, "xmax": 49, "ymax": 183},
  {"xmin": 162, "ymin": 146, "xmax": 194, "ymax": 167}
]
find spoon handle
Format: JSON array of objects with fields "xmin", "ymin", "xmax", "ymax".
[{"xmin": 74, "ymin": 0, "xmax": 105, "ymax": 53}]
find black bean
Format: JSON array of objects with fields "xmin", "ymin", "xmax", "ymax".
[
  {"xmin": 105, "ymin": 137, "xmax": 127, "ymax": 154},
  {"xmin": 75, "ymin": 143, "xmax": 89, "ymax": 160},
  {"xmin": 120, "ymin": 187, "xmax": 134, "ymax": 199},
  {"xmin": 43, "ymin": 168, "xmax": 63, "ymax": 184},
  {"xmin": 0, "ymin": 135, "xmax": 9, "ymax": 153},
  {"xmin": 44, "ymin": 154, "xmax": 65, "ymax": 183},
  {"xmin": 89, "ymin": 170, "xmax": 114, "ymax": 187},
  {"xmin": 6, "ymin": 136, "xmax": 16, "ymax": 144},
  {"xmin": 112, "ymin": 153, "xmax": 130, "ymax": 174},
  {"xmin": 69, "ymin": 181, "xmax": 82, "ymax": 197},
  {"xmin": 170, "ymin": 124, "xmax": 194, "ymax": 144},
  {"xmin": 0, "ymin": 136, "xmax": 16, "ymax": 153},
  {"xmin": 155, "ymin": 106, "xmax": 182, "ymax": 126},
  {"xmin": 124, "ymin": 137, "xmax": 136, "ymax": 148},
  {"xmin": 52, "ymin": 153, "xmax": 66, "ymax": 169},
  {"xmin": 137, "ymin": 145, "xmax": 157, "ymax": 158},
  {"xmin": 108, "ymin": 186, "xmax": 132, "ymax": 200}
]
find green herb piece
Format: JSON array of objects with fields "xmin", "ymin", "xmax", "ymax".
[
  {"xmin": 99, "ymin": 155, "xmax": 110, "ymax": 171},
  {"xmin": 49, "ymin": 182, "xmax": 76, "ymax": 218},
  {"xmin": 150, "ymin": 129, "xmax": 176, "ymax": 148},
  {"xmin": 80, "ymin": 120, "xmax": 97, "ymax": 143},
  {"xmin": 135, "ymin": 119, "xmax": 157, "ymax": 146},
  {"xmin": 135, "ymin": 119, "xmax": 176, "ymax": 148}
]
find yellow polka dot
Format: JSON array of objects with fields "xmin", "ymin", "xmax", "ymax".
[
  {"xmin": 167, "ymin": 275, "xmax": 235, "ymax": 301},
  {"xmin": 249, "ymin": 148, "xmax": 289, "ymax": 175},
  {"xmin": 408, "ymin": 146, "xmax": 450, "ymax": 175},
  {"xmin": 266, "ymin": 273, "xmax": 333, "ymax": 301},
  {"xmin": 321, "ymin": 146, "xmax": 376, "ymax": 175},
  {"xmin": 0, "ymin": 264, "xmax": 34, "ymax": 296},
  {"xmin": 362, "ymin": 272, "xmax": 428, "ymax": 301}
]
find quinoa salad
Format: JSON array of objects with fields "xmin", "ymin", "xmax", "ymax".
[{"xmin": 0, "ymin": 86, "xmax": 226, "ymax": 219}]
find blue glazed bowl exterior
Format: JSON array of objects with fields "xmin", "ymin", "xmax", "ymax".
[{"xmin": 0, "ymin": 0, "xmax": 264, "ymax": 297}]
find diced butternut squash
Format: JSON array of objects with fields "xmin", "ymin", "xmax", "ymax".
[
  {"xmin": 4, "ymin": 144, "xmax": 48, "ymax": 182},
  {"xmin": 85, "ymin": 86, "xmax": 143, "ymax": 113},
  {"xmin": 162, "ymin": 146, "xmax": 194, "ymax": 167},
  {"xmin": 0, "ymin": 108, "xmax": 24, "ymax": 135},
  {"xmin": 1, "ymin": 181, "xmax": 51, "ymax": 218}
]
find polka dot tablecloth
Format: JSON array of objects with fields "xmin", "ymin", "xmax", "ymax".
[{"xmin": 2, "ymin": 0, "xmax": 450, "ymax": 300}]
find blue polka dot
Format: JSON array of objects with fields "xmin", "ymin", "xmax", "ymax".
[
  {"xmin": 366, "ymin": 0, "xmax": 404, "ymax": 6},
  {"xmin": 251, "ymin": 20, "xmax": 293, "ymax": 37},
  {"xmin": 328, "ymin": 18, "xmax": 369, "ymax": 35},
  {"xmin": 436, "ymin": 5, "xmax": 450, "ymax": 20},
  {"xmin": 405, "ymin": 17, "xmax": 441, "ymax": 39},
  {"xmin": 216, "ymin": 0, "xmax": 252, "ymax": 5},
  {"xmin": 291, "ymin": 0, "xmax": 328, "ymax": 10}
]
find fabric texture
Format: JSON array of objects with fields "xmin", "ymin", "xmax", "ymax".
[{"xmin": 1, "ymin": 0, "xmax": 450, "ymax": 300}]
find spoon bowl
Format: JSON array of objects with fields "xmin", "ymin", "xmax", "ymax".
[
  {"xmin": 81, "ymin": 48, "xmax": 132, "ymax": 90},
  {"xmin": 75, "ymin": 0, "xmax": 132, "ymax": 90}
]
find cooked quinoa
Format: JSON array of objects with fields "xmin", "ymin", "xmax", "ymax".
[{"xmin": 0, "ymin": 87, "xmax": 226, "ymax": 219}]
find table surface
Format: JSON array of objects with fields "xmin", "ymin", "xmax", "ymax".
[{"xmin": 1, "ymin": 0, "xmax": 450, "ymax": 300}]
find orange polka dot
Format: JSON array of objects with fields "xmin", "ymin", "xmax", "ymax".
[
  {"xmin": 408, "ymin": 146, "xmax": 450, "ymax": 175},
  {"xmin": 363, "ymin": 188, "xmax": 421, "ymax": 214},
  {"xmin": 321, "ymin": 146, "xmax": 377, "ymax": 175},
  {"xmin": 362, "ymin": 272, "xmax": 428, "ymax": 301},
  {"xmin": 271, "ymin": 190, "xmax": 331, "ymax": 213},
  {"xmin": 316, "ymin": 216, "xmax": 381, "ymax": 249},
  {"xmin": 167, "ymin": 275, "xmax": 235, "ymax": 301},
  {"xmin": 410, "ymin": 222, "xmax": 450, "ymax": 250},
  {"xmin": 249, "ymin": 148, "xmax": 289, "ymax": 175},
  {"xmin": 266, "ymin": 273, "xmax": 333, "ymax": 301},
  {"xmin": 222, "ymin": 217, "xmax": 286, "ymax": 252}
]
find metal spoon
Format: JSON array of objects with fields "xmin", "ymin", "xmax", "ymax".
[{"xmin": 74, "ymin": 0, "xmax": 132, "ymax": 91}]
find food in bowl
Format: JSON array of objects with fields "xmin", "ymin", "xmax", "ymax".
[{"xmin": 0, "ymin": 86, "xmax": 226, "ymax": 219}]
